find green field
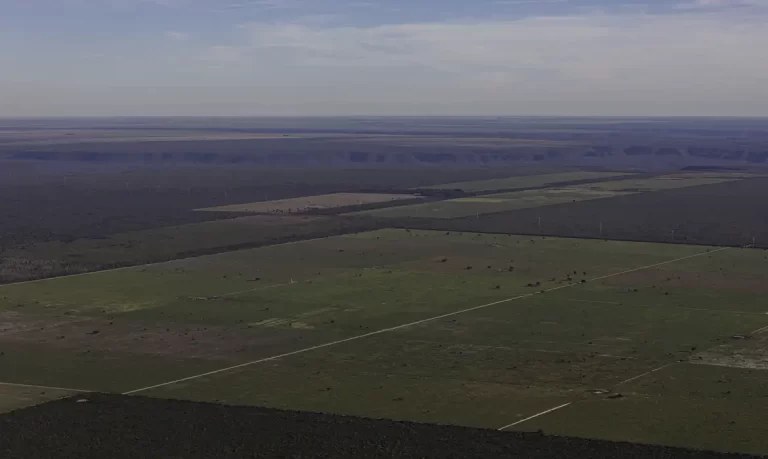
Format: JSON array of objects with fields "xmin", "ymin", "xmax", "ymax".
[
  {"xmin": 0, "ymin": 230, "xmax": 766, "ymax": 454},
  {"xmin": 589, "ymin": 174, "xmax": 744, "ymax": 192},
  {"xmin": 0, "ymin": 214, "xmax": 369, "ymax": 284},
  {"xmin": 355, "ymin": 173, "xmax": 748, "ymax": 219},
  {"xmin": 422, "ymin": 171, "xmax": 631, "ymax": 192}
]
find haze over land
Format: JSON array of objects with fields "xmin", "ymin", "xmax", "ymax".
[
  {"xmin": 3, "ymin": 0, "xmax": 768, "ymax": 116},
  {"xmin": 4, "ymin": 1, "xmax": 768, "ymax": 458}
]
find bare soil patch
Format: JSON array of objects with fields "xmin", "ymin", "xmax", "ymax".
[{"xmin": 693, "ymin": 331, "xmax": 768, "ymax": 370}]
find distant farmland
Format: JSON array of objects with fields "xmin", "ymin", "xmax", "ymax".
[
  {"xmin": 354, "ymin": 172, "xmax": 744, "ymax": 219},
  {"xmin": 198, "ymin": 193, "xmax": 423, "ymax": 214},
  {"xmin": 422, "ymin": 171, "xmax": 631, "ymax": 192}
]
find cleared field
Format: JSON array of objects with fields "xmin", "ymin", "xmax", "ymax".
[
  {"xmin": 354, "ymin": 173, "xmax": 749, "ymax": 219},
  {"xmin": 588, "ymin": 173, "xmax": 743, "ymax": 192},
  {"xmin": 0, "ymin": 215, "xmax": 375, "ymax": 284},
  {"xmin": 423, "ymin": 171, "xmax": 631, "ymax": 192},
  {"xmin": 0, "ymin": 230, "xmax": 766, "ymax": 454},
  {"xmin": 357, "ymin": 187, "xmax": 630, "ymax": 218},
  {"xmin": 197, "ymin": 193, "xmax": 422, "ymax": 214},
  {"xmin": 416, "ymin": 176, "xmax": 768, "ymax": 248}
]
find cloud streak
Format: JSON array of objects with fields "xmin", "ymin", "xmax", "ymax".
[{"xmin": 4, "ymin": 1, "xmax": 768, "ymax": 115}]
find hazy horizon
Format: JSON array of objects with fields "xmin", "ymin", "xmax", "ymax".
[{"xmin": 4, "ymin": 0, "xmax": 768, "ymax": 117}]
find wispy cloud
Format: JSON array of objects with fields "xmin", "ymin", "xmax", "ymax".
[
  {"xmin": 165, "ymin": 31, "xmax": 189, "ymax": 41},
  {"xmin": 5, "ymin": 0, "xmax": 768, "ymax": 115},
  {"xmin": 210, "ymin": 0, "xmax": 304, "ymax": 11},
  {"xmin": 494, "ymin": 0, "xmax": 570, "ymax": 5},
  {"xmin": 676, "ymin": 0, "xmax": 768, "ymax": 9}
]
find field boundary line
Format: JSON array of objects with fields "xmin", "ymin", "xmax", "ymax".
[
  {"xmin": 615, "ymin": 363, "xmax": 676, "ymax": 386},
  {"xmin": 569, "ymin": 299, "xmax": 622, "ymax": 305},
  {"xmin": 0, "ymin": 381, "xmax": 90, "ymax": 393},
  {"xmin": 498, "ymin": 402, "xmax": 573, "ymax": 430},
  {"xmin": 124, "ymin": 246, "xmax": 728, "ymax": 395}
]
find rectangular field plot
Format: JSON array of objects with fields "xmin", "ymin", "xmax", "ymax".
[
  {"xmin": 143, "ymin": 337, "xmax": 575, "ymax": 429},
  {"xmin": 422, "ymin": 171, "xmax": 630, "ymax": 192},
  {"xmin": 0, "ymin": 230, "xmax": 765, "ymax": 454},
  {"xmin": 354, "ymin": 172, "xmax": 750, "ymax": 219},
  {"xmin": 0, "ymin": 214, "xmax": 357, "ymax": 284},
  {"xmin": 356, "ymin": 187, "xmax": 631, "ymax": 218},
  {"xmin": 587, "ymin": 173, "xmax": 743, "ymax": 192},
  {"xmin": 197, "ymin": 193, "xmax": 421, "ymax": 214}
]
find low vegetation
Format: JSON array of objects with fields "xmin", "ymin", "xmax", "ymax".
[{"xmin": 1, "ymin": 230, "xmax": 766, "ymax": 454}]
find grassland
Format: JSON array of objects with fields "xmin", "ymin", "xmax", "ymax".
[
  {"xmin": 422, "ymin": 171, "xmax": 631, "ymax": 192},
  {"xmin": 0, "ymin": 215, "xmax": 377, "ymax": 284},
  {"xmin": 356, "ymin": 172, "xmax": 744, "ymax": 219},
  {"xmin": 197, "ymin": 193, "xmax": 422, "ymax": 214},
  {"xmin": 587, "ymin": 173, "xmax": 747, "ymax": 192},
  {"xmin": 0, "ymin": 229, "xmax": 766, "ymax": 454}
]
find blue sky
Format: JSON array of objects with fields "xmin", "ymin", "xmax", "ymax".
[{"xmin": 2, "ymin": 0, "xmax": 768, "ymax": 116}]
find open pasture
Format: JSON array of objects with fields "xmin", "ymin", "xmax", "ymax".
[
  {"xmin": 0, "ymin": 215, "xmax": 376, "ymax": 284},
  {"xmin": 0, "ymin": 230, "xmax": 766, "ymax": 455}
]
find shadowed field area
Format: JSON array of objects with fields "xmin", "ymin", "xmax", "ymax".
[{"xmin": 2, "ymin": 394, "xmax": 762, "ymax": 459}]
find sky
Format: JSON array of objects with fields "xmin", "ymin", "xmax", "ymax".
[{"xmin": 2, "ymin": 0, "xmax": 768, "ymax": 116}]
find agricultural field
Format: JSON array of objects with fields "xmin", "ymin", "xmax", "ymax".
[
  {"xmin": 0, "ymin": 215, "xmax": 377, "ymax": 284},
  {"xmin": 355, "ymin": 172, "xmax": 747, "ymax": 219},
  {"xmin": 414, "ymin": 176, "xmax": 768, "ymax": 248},
  {"xmin": 0, "ymin": 160, "xmax": 540, "ymax": 248},
  {"xmin": 356, "ymin": 187, "xmax": 630, "ymax": 219},
  {"xmin": 589, "ymin": 173, "xmax": 751, "ymax": 192},
  {"xmin": 0, "ymin": 229, "xmax": 766, "ymax": 455},
  {"xmin": 422, "ymin": 171, "xmax": 631, "ymax": 192},
  {"xmin": 198, "ymin": 193, "xmax": 422, "ymax": 214}
]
